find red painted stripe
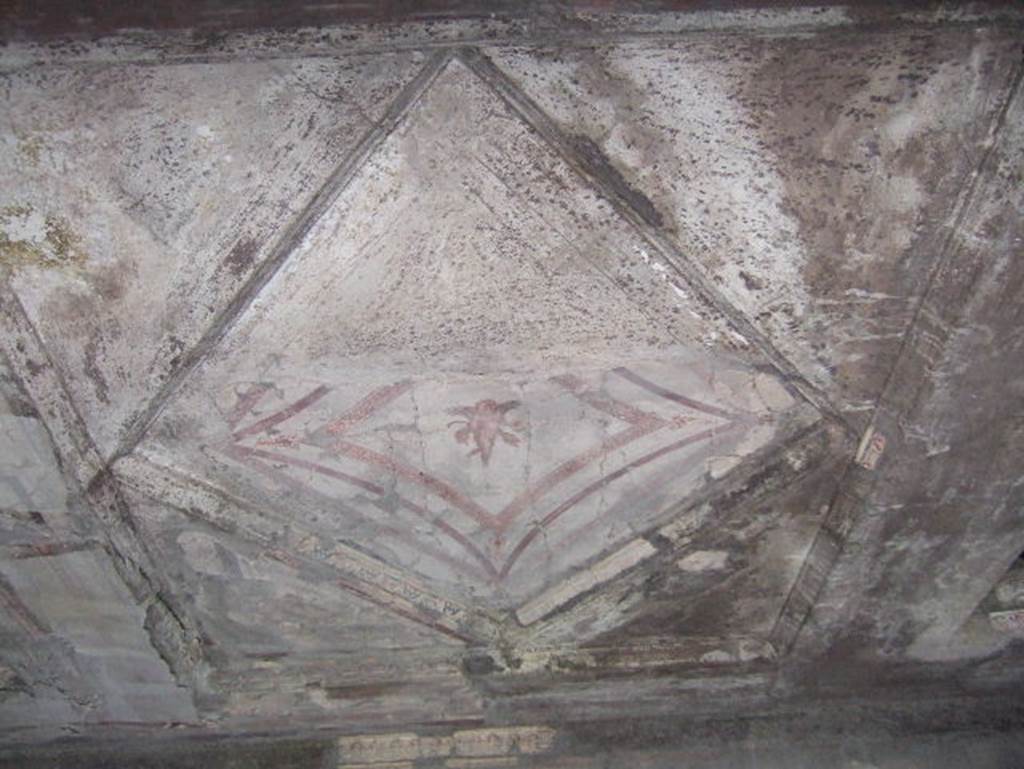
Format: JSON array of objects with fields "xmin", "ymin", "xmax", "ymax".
[
  {"xmin": 232, "ymin": 385, "xmax": 330, "ymax": 440},
  {"xmin": 332, "ymin": 440, "xmax": 498, "ymax": 529},
  {"xmin": 240, "ymin": 444, "xmax": 384, "ymax": 495},
  {"xmin": 500, "ymin": 421, "xmax": 746, "ymax": 578},
  {"xmin": 234, "ymin": 445, "xmax": 497, "ymax": 580},
  {"xmin": 225, "ymin": 383, "xmax": 273, "ymax": 428},
  {"xmin": 325, "ymin": 380, "xmax": 414, "ymax": 435},
  {"xmin": 495, "ymin": 419, "xmax": 665, "ymax": 530},
  {"xmin": 518, "ymin": 440, "xmax": 722, "ymax": 571},
  {"xmin": 550, "ymin": 373, "xmax": 657, "ymax": 425}
]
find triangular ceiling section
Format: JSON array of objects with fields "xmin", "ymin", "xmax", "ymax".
[
  {"xmin": 1, "ymin": 53, "xmax": 428, "ymax": 456},
  {"xmin": 484, "ymin": 34, "xmax": 1021, "ymax": 427}
]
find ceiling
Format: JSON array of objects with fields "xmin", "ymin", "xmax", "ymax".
[{"xmin": 0, "ymin": 2, "xmax": 1023, "ymax": 766}]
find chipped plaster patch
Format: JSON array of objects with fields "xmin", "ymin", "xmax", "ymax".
[
  {"xmin": 707, "ymin": 455, "xmax": 741, "ymax": 479},
  {"xmin": 699, "ymin": 649, "xmax": 734, "ymax": 664},
  {"xmin": 989, "ymin": 609, "xmax": 1024, "ymax": 636},
  {"xmin": 677, "ymin": 550, "xmax": 729, "ymax": 572},
  {"xmin": 336, "ymin": 727, "xmax": 556, "ymax": 765},
  {"xmin": 516, "ymin": 539, "xmax": 657, "ymax": 625},
  {"xmin": 0, "ymin": 415, "xmax": 68, "ymax": 513},
  {"xmin": 855, "ymin": 426, "xmax": 887, "ymax": 470},
  {"xmin": 754, "ymin": 372, "xmax": 795, "ymax": 412}
]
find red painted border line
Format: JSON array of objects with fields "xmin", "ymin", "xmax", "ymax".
[
  {"xmin": 325, "ymin": 381, "xmax": 413, "ymax": 436},
  {"xmin": 495, "ymin": 420, "xmax": 664, "ymax": 530},
  {"xmin": 518, "ymin": 444, "xmax": 717, "ymax": 573},
  {"xmin": 332, "ymin": 439, "xmax": 497, "ymax": 529},
  {"xmin": 234, "ymin": 444, "xmax": 382, "ymax": 495},
  {"xmin": 499, "ymin": 421, "xmax": 746, "ymax": 578},
  {"xmin": 551, "ymin": 373, "xmax": 659, "ymax": 425},
  {"xmin": 226, "ymin": 444, "xmax": 494, "ymax": 581},
  {"xmin": 232, "ymin": 385, "xmax": 330, "ymax": 440},
  {"xmin": 234, "ymin": 445, "xmax": 498, "ymax": 579},
  {"xmin": 4, "ymin": 540, "xmax": 102, "ymax": 559},
  {"xmin": 222, "ymin": 374, "xmax": 755, "ymax": 582},
  {"xmin": 225, "ymin": 383, "xmax": 274, "ymax": 428}
]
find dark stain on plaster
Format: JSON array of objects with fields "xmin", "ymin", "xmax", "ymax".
[
  {"xmin": 0, "ymin": 369, "xmax": 40, "ymax": 418},
  {"xmin": 85, "ymin": 261, "xmax": 131, "ymax": 302},
  {"xmin": 143, "ymin": 591, "xmax": 202, "ymax": 684},
  {"xmin": 161, "ymin": 335, "xmax": 188, "ymax": 374},
  {"xmin": 0, "ymin": 667, "xmax": 30, "ymax": 700},
  {"xmin": 83, "ymin": 333, "xmax": 111, "ymax": 405},
  {"xmin": 463, "ymin": 651, "xmax": 502, "ymax": 676},
  {"xmin": 744, "ymin": 33, "xmax": 935, "ymax": 292},
  {"xmin": 315, "ymin": 681, "xmax": 409, "ymax": 700},
  {"xmin": 589, "ymin": 435, "xmax": 840, "ymax": 645},
  {"xmin": 570, "ymin": 133, "xmax": 665, "ymax": 229},
  {"xmin": 739, "ymin": 270, "xmax": 764, "ymax": 291},
  {"xmin": 736, "ymin": 30, "xmax": 1017, "ymax": 408},
  {"xmin": 223, "ymin": 237, "xmax": 260, "ymax": 278},
  {"xmin": 23, "ymin": 357, "xmax": 45, "ymax": 378},
  {"xmin": 570, "ymin": 47, "xmax": 675, "ymax": 230}
]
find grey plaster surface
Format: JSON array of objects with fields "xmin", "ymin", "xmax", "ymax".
[{"xmin": 0, "ymin": 2, "xmax": 1022, "ymax": 764}]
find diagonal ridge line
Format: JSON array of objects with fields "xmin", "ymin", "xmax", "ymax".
[
  {"xmin": 514, "ymin": 416, "xmax": 830, "ymax": 642},
  {"xmin": 550, "ymin": 372, "xmax": 657, "ymax": 425},
  {"xmin": 612, "ymin": 366, "xmax": 741, "ymax": 421},
  {"xmin": 768, "ymin": 54, "xmax": 1024, "ymax": 660},
  {"xmin": 109, "ymin": 47, "xmax": 456, "ymax": 468},
  {"xmin": 0, "ymin": 283, "xmax": 105, "ymax": 485},
  {"xmin": 867, "ymin": 57, "xmax": 1024, "ymax": 422},
  {"xmin": 115, "ymin": 452, "xmax": 502, "ymax": 643},
  {"xmin": 456, "ymin": 46, "xmax": 851, "ymax": 433}
]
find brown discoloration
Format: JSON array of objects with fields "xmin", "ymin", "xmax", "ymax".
[
  {"xmin": 741, "ymin": 29, "xmax": 1019, "ymax": 413},
  {"xmin": 84, "ymin": 261, "xmax": 132, "ymax": 302},
  {"xmin": 222, "ymin": 237, "xmax": 260, "ymax": 278},
  {"xmin": 0, "ymin": 205, "xmax": 87, "ymax": 271},
  {"xmin": 488, "ymin": 27, "xmax": 1021, "ymax": 434},
  {"xmin": 82, "ymin": 333, "xmax": 111, "ymax": 405},
  {"xmin": 569, "ymin": 132, "xmax": 666, "ymax": 230},
  {"xmin": 17, "ymin": 134, "xmax": 44, "ymax": 165},
  {"xmin": 4, "ymin": 540, "xmax": 102, "ymax": 559}
]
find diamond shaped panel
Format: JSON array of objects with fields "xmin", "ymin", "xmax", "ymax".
[{"xmin": 140, "ymin": 57, "xmax": 814, "ymax": 610}]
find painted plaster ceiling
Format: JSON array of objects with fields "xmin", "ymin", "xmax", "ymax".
[
  {"xmin": 131, "ymin": 55, "xmax": 818, "ymax": 617},
  {"xmin": 0, "ymin": 3, "xmax": 1022, "ymax": 750}
]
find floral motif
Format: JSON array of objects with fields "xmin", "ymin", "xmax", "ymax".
[{"xmin": 447, "ymin": 399, "xmax": 523, "ymax": 466}]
